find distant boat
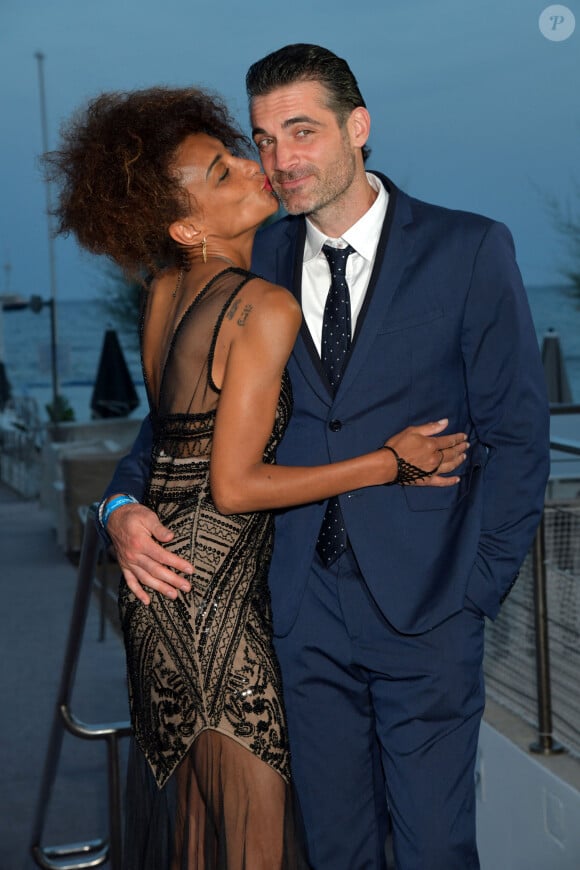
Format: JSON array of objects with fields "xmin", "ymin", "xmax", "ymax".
[{"xmin": 1, "ymin": 294, "xmax": 28, "ymax": 312}]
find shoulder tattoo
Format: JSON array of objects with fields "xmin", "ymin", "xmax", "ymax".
[
  {"xmin": 226, "ymin": 298, "xmax": 241, "ymax": 320},
  {"xmin": 237, "ymin": 303, "xmax": 253, "ymax": 326}
]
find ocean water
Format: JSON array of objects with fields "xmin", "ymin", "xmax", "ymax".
[
  {"xmin": 1, "ymin": 298, "xmax": 146, "ymax": 424},
  {"xmin": 1, "ymin": 285, "xmax": 579, "ymax": 424}
]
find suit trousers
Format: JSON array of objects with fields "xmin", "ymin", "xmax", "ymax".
[{"xmin": 274, "ymin": 547, "xmax": 485, "ymax": 870}]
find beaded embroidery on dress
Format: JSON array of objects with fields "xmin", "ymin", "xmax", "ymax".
[{"xmin": 119, "ymin": 268, "xmax": 307, "ymax": 869}]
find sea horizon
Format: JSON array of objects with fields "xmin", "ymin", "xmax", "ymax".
[{"xmin": 2, "ymin": 282, "xmax": 579, "ymax": 425}]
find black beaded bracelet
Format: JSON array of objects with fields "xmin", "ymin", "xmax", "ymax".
[{"xmin": 381, "ymin": 444, "xmax": 441, "ymax": 486}]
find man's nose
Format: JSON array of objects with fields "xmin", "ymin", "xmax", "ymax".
[{"xmin": 272, "ymin": 141, "xmax": 298, "ymax": 172}]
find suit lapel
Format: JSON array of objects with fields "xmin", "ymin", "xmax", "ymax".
[
  {"xmin": 336, "ymin": 178, "xmax": 416, "ymax": 404},
  {"xmin": 277, "ymin": 219, "xmax": 334, "ymax": 406},
  {"xmin": 275, "ymin": 177, "xmax": 416, "ymax": 409}
]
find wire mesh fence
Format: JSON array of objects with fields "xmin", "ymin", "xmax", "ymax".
[{"xmin": 484, "ymin": 503, "xmax": 580, "ymax": 757}]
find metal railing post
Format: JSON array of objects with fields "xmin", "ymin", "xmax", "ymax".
[
  {"xmin": 30, "ymin": 505, "xmax": 131, "ymax": 870},
  {"xmin": 529, "ymin": 514, "xmax": 564, "ymax": 755}
]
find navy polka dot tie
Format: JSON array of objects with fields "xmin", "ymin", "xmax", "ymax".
[
  {"xmin": 320, "ymin": 244, "xmax": 354, "ymax": 392},
  {"xmin": 317, "ymin": 244, "xmax": 354, "ymax": 567}
]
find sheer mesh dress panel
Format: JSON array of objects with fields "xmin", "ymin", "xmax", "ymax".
[{"xmin": 119, "ymin": 269, "xmax": 308, "ymax": 868}]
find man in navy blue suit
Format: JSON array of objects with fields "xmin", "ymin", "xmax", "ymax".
[{"xmin": 101, "ymin": 44, "xmax": 549, "ymax": 869}]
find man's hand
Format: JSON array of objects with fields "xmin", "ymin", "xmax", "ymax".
[{"xmin": 107, "ymin": 503, "xmax": 193, "ymax": 605}]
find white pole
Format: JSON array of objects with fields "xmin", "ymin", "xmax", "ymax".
[
  {"xmin": 34, "ymin": 51, "xmax": 60, "ymax": 409},
  {"xmin": 0, "ymin": 293, "xmax": 5, "ymax": 367},
  {"xmin": 0, "ymin": 261, "xmax": 9, "ymax": 363},
  {"xmin": 0, "ymin": 268, "xmax": 9, "ymax": 415}
]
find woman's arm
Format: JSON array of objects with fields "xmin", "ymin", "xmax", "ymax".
[{"xmin": 210, "ymin": 280, "xmax": 467, "ymax": 515}]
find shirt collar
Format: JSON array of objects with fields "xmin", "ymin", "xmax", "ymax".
[{"xmin": 303, "ymin": 173, "xmax": 388, "ymax": 262}]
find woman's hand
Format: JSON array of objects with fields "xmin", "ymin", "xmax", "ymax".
[{"xmin": 384, "ymin": 418, "xmax": 469, "ymax": 487}]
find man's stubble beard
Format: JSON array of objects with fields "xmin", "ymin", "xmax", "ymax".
[{"xmin": 273, "ymin": 143, "xmax": 357, "ymax": 219}]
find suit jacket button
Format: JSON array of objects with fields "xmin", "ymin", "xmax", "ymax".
[{"xmin": 329, "ymin": 419, "xmax": 342, "ymax": 432}]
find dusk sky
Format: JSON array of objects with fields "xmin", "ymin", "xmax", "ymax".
[{"xmin": 1, "ymin": 0, "xmax": 578, "ymax": 301}]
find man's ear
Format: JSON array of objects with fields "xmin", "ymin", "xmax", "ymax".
[
  {"xmin": 347, "ymin": 106, "xmax": 371, "ymax": 150},
  {"xmin": 169, "ymin": 219, "xmax": 203, "ymax": 247}
]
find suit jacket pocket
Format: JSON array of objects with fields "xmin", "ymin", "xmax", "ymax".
[
  {"xmin": 402, "ymin": 441, "xmax": 486, "ymax": 511},
  {"xmin": 378, "ymin": 306, "xmax": 443, "ymax": 335},
  {"xmin": 403, "ymin": 465, "xmax": 479, "ymax": 511}
]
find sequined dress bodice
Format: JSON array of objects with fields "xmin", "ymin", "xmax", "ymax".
[{"xmin": 119, "ymin": 268, "xmax": 293, "ymax": 789}]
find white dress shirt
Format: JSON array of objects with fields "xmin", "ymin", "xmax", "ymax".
[{"xmin": 301, "ymin": 173, "xmax": 389, "ymax": 354}]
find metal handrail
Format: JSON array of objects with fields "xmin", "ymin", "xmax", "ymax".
[
  {"xmin": 30, "ymin": 504, "xmax": 131, "ymax": 870},
  {"xmin": 529, "ymin": 433, "xmax": 580, "ymax": 755},
  {"xmin": 549, "ymin": 403, "xmax": 580, "ymax": 415},
  {"xmin": 549, "ymin": 436, "xmax": 580, "ymax": 454}
]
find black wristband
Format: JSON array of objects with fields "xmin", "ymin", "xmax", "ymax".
[{"xmin": 381, "ymin": 444, "xmax": 440, "ymax": 486}]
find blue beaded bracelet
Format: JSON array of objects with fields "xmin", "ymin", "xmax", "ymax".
[{"xmin": 100, "ymin": 494, "xmax": 139, "ymax": 529}]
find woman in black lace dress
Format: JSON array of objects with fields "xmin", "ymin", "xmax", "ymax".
[{"xmin": 46, "ymin": 87, "xmax": 468, "ymax": 869}]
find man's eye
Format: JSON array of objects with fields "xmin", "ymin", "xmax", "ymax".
[
  {"xmin": 256, "ymin": 139, "xmax": 272, "ymax": 151},
  {"xmin": 296, "ymin": 129, "xmax": 312, "ymax": 138},
  {"xmin": 220, "ymin": 168, "xmax": 230, "ymax": 181}
]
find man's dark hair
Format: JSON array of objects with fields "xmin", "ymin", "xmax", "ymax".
[{"xmin": 246, "ymin": 44, "xmax": 371, "ymax": 162}]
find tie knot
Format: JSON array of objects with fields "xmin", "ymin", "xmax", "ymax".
[{"xmin": 322, "ymin": 244, "xmax": 354, "ymax": 275}]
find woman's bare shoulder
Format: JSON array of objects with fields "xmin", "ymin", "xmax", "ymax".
[
  {"xmin": 220, "ymin": 276, "xmax": 300, "ymax": 353},
  {"xmin": 242, "ymin": 276, "xmax": 301, "ymax": 325}
]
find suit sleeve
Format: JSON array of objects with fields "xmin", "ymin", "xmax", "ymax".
[
  {"xmin": 97, "ymin": 415, "xmax": 153, "ymax": 546},
  {"xmin": 102, "ymin": 414, "xmax": 153, "ymax": 501},
  {"xmin": 102, "ymin": 282, "xmax": 154, "ymax": 503},
  {"xmin": 95, "ymin": 415, "xmax": 154, "ymax": 546},
  {"xmin": 462, "ymin": 222, "xmax": 550, "ymax": 618}
]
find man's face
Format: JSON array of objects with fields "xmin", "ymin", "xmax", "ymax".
[{"xmin": 250, "ymin": 81, "xmax": 360, "ymax": 219}]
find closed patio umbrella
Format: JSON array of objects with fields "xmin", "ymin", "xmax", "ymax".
[
  {"xmin": 0, "ymin": 361, "xmax": 11, "ymax": 411},
  {"xmin": 90, "ymin": 329, "xmax": 139, "ymax": 418},
  {"xmin": 541, "ymin": 328, "xmax": 573, "ymax": 404},
  {"xmin": 0, "ymin": 302, "xmax": 11, "ymax": 411}
]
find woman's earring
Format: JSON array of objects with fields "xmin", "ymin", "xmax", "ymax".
[{"xmin": 202, "ymin": 237, "xmax": 207, "ymax": 263}]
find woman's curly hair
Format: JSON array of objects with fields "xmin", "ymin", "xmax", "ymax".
[{"xmin": 44, "ymin": 86, "xmax": 251, "ymax": 277}]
